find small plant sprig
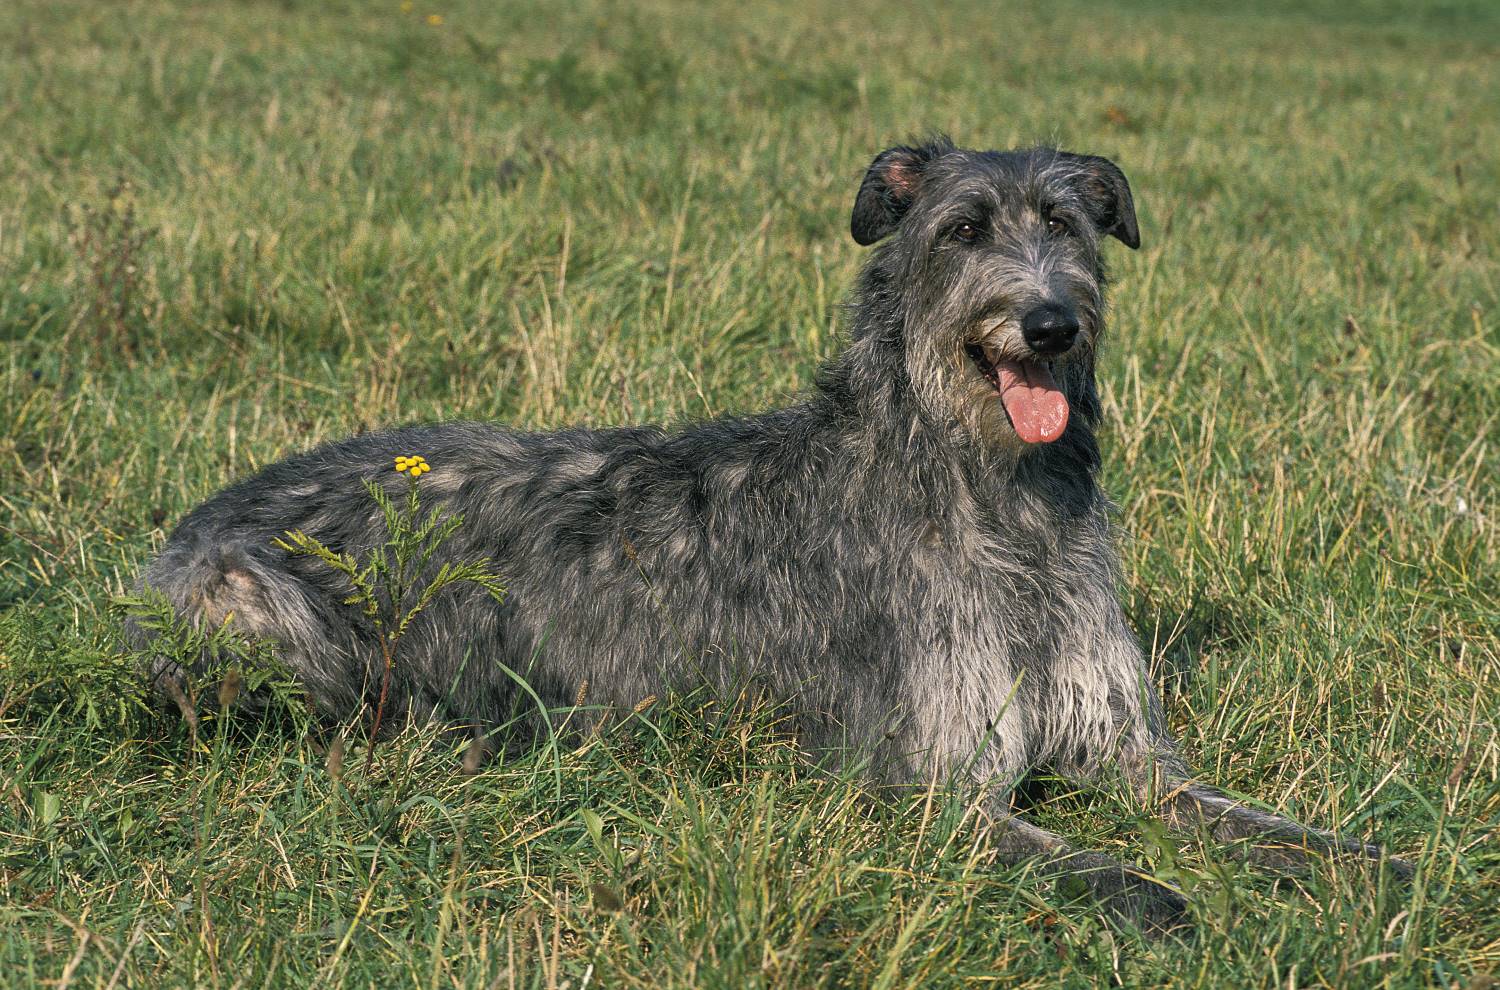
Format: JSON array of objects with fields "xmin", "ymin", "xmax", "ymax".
[
  {"xmin": 275, "ymin": 455, "xmax": 505, "ymax": 771},
  {"xmin": 69, "ymin": 176, "xmax": 154, "ymax": 359},
  {"xmin": 114, "ymin": 588, "xmax": 300, "ymax": 743}
]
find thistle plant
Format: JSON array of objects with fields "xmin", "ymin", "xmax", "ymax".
[{"xmin": 275, "ymin": 455, "xmax": 505, "ymax": 769}]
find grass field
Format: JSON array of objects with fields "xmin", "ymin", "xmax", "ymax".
[{"xmin": 2, "ymin": 0, "xmax": 1498, "ymax": 985}]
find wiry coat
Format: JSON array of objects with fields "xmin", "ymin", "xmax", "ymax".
[{"xmin": 133, "ymin": 141, "xmax": 1408, "ymax": 932}]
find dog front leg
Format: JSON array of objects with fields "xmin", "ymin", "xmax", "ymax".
[
  {"xmin": 987, "ymin": 803, "xmax": 1190, "ymax": 934},
  {"xmin": 1124, "ymin": 750, "xmax": 1414, "ymax": 879}
]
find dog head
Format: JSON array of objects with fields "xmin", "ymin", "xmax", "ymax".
[{"xmin": 850, "ymin": 139, "xmax": 1139, "ymax": 454}]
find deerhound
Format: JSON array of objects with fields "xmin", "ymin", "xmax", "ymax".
[{"xmin": 131, "ymin": 139, "xmax": 1410, "ymax": 931}]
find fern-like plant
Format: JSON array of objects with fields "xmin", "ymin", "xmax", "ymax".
[{"xmin": 275, "ymin": 457, "xmax": 505, "ymax": 769}]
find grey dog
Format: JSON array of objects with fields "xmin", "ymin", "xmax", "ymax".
[{"xmin": 133, "ymin": 138, "xmax": 1409, "ymax": 931}]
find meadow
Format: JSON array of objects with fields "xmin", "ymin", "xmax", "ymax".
[{"xmin": 1, "ymin": 0, "xmax": 1497, "ymax": 986}]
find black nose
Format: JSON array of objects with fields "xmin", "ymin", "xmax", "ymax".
[{"xmin": 1020, "ymin": 304, "xmax": 1080, "ymax": 356}]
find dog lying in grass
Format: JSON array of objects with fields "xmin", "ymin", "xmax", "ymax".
[{"xmin": 131, "ymin": 138, "xmax": 1413, "ymax": 933}]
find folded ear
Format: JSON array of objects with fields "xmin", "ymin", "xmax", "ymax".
[
  {"xmin": 1059, "ymin": 153, "xmax": 1140, "ymax": 249},
  {"xmin": 850, "ymin": 137, "xmax": 954, "ymax": 246}
]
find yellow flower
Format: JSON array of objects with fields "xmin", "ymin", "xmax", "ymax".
[
  {"xmin": 426, "ymin": 13, "xmax": 443, "ymax": 25},
  {"xmin": 400, "ymin": 0, "xmax": 413, "ymax": 10},
  {"xmin": 394, "ymin": 454, "xmax": 430, "ymax": 475}
]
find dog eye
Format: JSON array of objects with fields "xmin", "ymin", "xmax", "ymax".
[
  {"xmin": 1046, "ymin": 215, "xmax": 1071, "ymax": 236},
  {"xmin": 952, "ymin": 222, "xmax": 979, "ymax": 242}
]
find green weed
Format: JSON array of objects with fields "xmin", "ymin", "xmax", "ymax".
[{"xmin": 275, "ymin": 462, "xmax": 505, "ymax": 760}]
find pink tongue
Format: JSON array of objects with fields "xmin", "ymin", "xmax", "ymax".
[{"xmin": 996, "ymin": 360, "xmax": 1069, "ymax": 444}]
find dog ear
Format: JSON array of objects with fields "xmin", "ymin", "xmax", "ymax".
[
  {"xmin": 1060, "ymin": 153, "xmax": 1140, "ymax": 250},
  {"xmin": 850, "ymin": 138, "xmax": 953, "ymax": 246}
]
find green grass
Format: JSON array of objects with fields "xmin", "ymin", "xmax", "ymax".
[{"xmin": 2, "ymin": 0, "xmax": 1497, "ymax": 985}]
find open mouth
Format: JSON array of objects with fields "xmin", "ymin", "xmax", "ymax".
[{"xmin": 966, "ymin": 343, "xmax": 1070, "ymax": 444}]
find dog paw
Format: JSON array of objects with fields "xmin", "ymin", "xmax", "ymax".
[
  {"xmin": 1380, "ymin": 853, "xmax": 1417, "ymax": 883},
  {"xmin": 1337, "ymin": 838, "xmax": 1417, "ymax": 884},
  {"xmin": 1054, "ymin": 852, "xmax": 1191, "ymax": 937}
]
